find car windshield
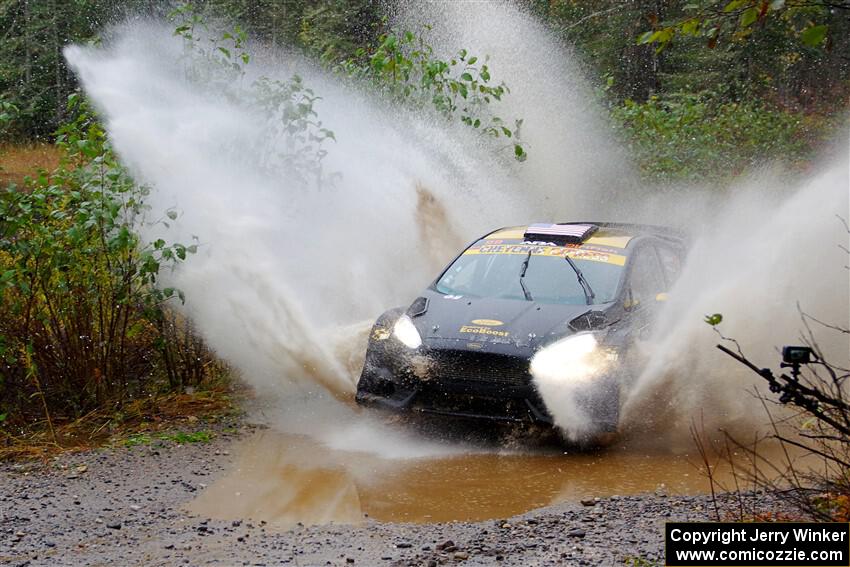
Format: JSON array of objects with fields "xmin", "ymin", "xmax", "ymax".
[{"xmin": 434, "ymin": 242, "xmax": 625, "ymax": 305}]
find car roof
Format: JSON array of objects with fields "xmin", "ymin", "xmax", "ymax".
[
  {"xmin": 483, "ymin": 225, "xmax": 634, "ymax": 250},
  {"xmin": 483, "ymin": 222, "xmax": 686, "ymax": 250}
]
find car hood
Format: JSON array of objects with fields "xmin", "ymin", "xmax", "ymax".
[{"xmin": 412, "ymin": 291, "xmax": 599, "ymax": 348}]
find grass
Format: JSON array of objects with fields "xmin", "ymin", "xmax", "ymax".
[
  {"xmin": 0, "ymin": 383, "xmax": 240, "ymax": 461},
  {"xmin": 0, "ymin": 143, "xmax": 63, "ymax": 186},
  {"xmin": 159, "ymin": 430, "xmax": 214, "ymax": 444},
  {"xmin": 124, "ymin": 429, "xmax": 214, "ymax": 447}
]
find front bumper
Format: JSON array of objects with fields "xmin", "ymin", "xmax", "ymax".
[
  {"xmin": 356, "ymin": 336, "xmax": 621, "ymax": 430},
  {"xmin": 355, "ymin": 340, "xmax": 555, "ymax": 424},
  {"xmin": 356, "ymin": 380, "xmax": 553, "ymax": 423}
]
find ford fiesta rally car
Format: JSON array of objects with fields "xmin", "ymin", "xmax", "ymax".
[{"xmin": 355, "ymin": 222, "xmax": 686, "ymax": 433}]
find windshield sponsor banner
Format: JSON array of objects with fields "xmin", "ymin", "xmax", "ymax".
[
  {"xmin": 464, "ymin": 243, "xmax": 627, "ymax": 266},
  {"xmin": 665, "ymin": 522, "xmax": 849, "ymax": 566}
]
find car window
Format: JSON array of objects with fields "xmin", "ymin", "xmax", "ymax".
[
  {"xmin": 655, "ymin": 245, "xmax": 682, "ymax": 288},
  {"xmin": 629, "ymin": 246, "xmax": 665, "ymax": 303},
  {"xmin": 441, "ymin": 255, "xmax": 480, "ymax": 293},
  {"xmin": 435, "ymin": 244, "xmax": 625, "ymax": 305}
]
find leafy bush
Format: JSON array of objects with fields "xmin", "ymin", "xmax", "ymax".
[
  {"xmin": 0, "ymin": 96, "xmax": 217, "ymax": 425},
  {"xmin": 0, "ymin": 98, "xmax": 17, "ymax": 132},
  {"xmin": 252, "ymin": 74, "xmax": 338, "ymax": 187},
  {"xmin": 610, "ymin": 92, "xmax": 824, "ymax": 184},
  {"xmin": 170, "ymin": 4, "xmax": 339, "ymax": 188},
  {"xmin": 341, "ymin": 28, "xmax": 527, "ymax": 161}
]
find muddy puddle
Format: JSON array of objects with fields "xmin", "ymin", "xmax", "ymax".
[{"xmin": 187, "ymin": 429, "xmax": 783, "ymax": 528}]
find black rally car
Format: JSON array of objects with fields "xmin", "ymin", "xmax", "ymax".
[{"xmin": 355, "ymin": 222, "xmax": 686, "ymax": 430}]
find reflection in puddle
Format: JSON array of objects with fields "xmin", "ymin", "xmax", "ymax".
[{"xmin": 188, "ymin": 429, "xmax": 774, "ymax": 528}]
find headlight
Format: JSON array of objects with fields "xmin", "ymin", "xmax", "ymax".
[
  {"xmin": 393, "ymin": 314, "xmax": 422, "ymax": 349},
  {"xmin": 530, "ymin": 333, "xmax": 609, "ymax": 384}
]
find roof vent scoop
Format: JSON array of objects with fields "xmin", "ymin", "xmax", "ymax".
[{"xmin": 524, "ymin": 223, "xmax": 597, "ymax": 244}]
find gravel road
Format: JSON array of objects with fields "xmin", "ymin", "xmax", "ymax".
[{"xmin": 0, "ymin": 421, "xmax": 758, "ymax": 567}]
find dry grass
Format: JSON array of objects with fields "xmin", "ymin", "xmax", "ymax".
[
  {"xmin": 0, "ymin": 383, "xmax": 242, "ymax": 462},
  {"xmin": 0, "ymin": 143, "xmax": 63, "ymax": 186}
]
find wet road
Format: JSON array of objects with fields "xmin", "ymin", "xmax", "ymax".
[{"xmin": 188, "ymin": 429, "xmax": 759, "ymax": 528}]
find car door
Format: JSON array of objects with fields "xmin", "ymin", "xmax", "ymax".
[
  {"xmin": 623, "ymin": 243, "xmax": 667, "ymax": 340},
  {"xmin": 655, "ymin": 243, "xmax": 683, "ymax": 293}
]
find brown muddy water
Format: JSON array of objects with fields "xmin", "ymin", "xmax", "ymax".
[{"xmin": 187, "ymin": 429, "xmax": 781, "ymax": 529}]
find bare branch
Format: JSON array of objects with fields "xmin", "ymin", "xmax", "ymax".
[{"xmin": 560, "ymin": 5, "xmax": 631, "ymax": 33}]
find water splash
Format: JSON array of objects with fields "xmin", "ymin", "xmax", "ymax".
[{"xmin": 622, "ymin": 160, "xmax": 849, "ymax": 443}]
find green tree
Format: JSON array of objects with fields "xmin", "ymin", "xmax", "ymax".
[
  {"xmin": 635, "ymin": 0, "xmax": 850, "ymax": 108},
  {"xmin": 0, "ymin": 0, "xmax": 111, "ymax": 138}
]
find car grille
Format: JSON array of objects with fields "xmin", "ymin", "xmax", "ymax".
[{"xmin": 429, "ymin": 350, "xmax": 531, "ymax": 386}]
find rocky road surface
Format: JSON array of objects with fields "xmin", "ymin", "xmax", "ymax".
[{"xmin": 1, "ymin": 421, "xmax": 758, "ymax": 567}]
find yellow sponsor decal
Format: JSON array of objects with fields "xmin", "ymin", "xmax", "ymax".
[
  {"xmin": 460, "ymin": 325, "xmax": 510, "ymax": 337},
  {"xmin": 470, "ymin": 319, "xmax": 503, "ymax": 326},
  {"xmin": 585, "ymin": 233, "xmax": 632, "ymax": 249},
  {"xmin": 485, "ymin": 228, "xmax": 526, "ymax": 239},
  {"xmin": 464, "ymin": 243, "xmax": 626, "ymax": 266},
  {"xmin": 372, "ymin": 327, "xmax": 391, "ymax": 341}
]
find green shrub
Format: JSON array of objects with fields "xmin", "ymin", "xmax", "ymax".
[
  {"xmin": 170, "ymin": 4, "xmax": 339, "ymax": 188},
  {"xmin": 340, "ymin": 28, "xmax": 527, "ymax": 161},
  {"xmin": 0, "ymin": 95, "xmax": 206, "ymax": 422},
  {"xmin": 610, "ymin": 92, "xmax": 824, "ymax": 184}
]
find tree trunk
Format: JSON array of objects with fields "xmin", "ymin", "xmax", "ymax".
[
  {"xmin": 23, "ymin": 0, "xmax": 31, "ymax": 87},
  {"xmin": 52, "ymin": 0, "xmax": 63, "ymax": 128}
]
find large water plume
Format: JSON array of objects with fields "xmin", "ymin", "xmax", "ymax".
[
  {"xmin": 65, "ymin": 3, "xmax": 848, "ymax": 448},
  {"xmin": 622, "ymin": 161, "xmax": 849, "ymax": 444}
]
